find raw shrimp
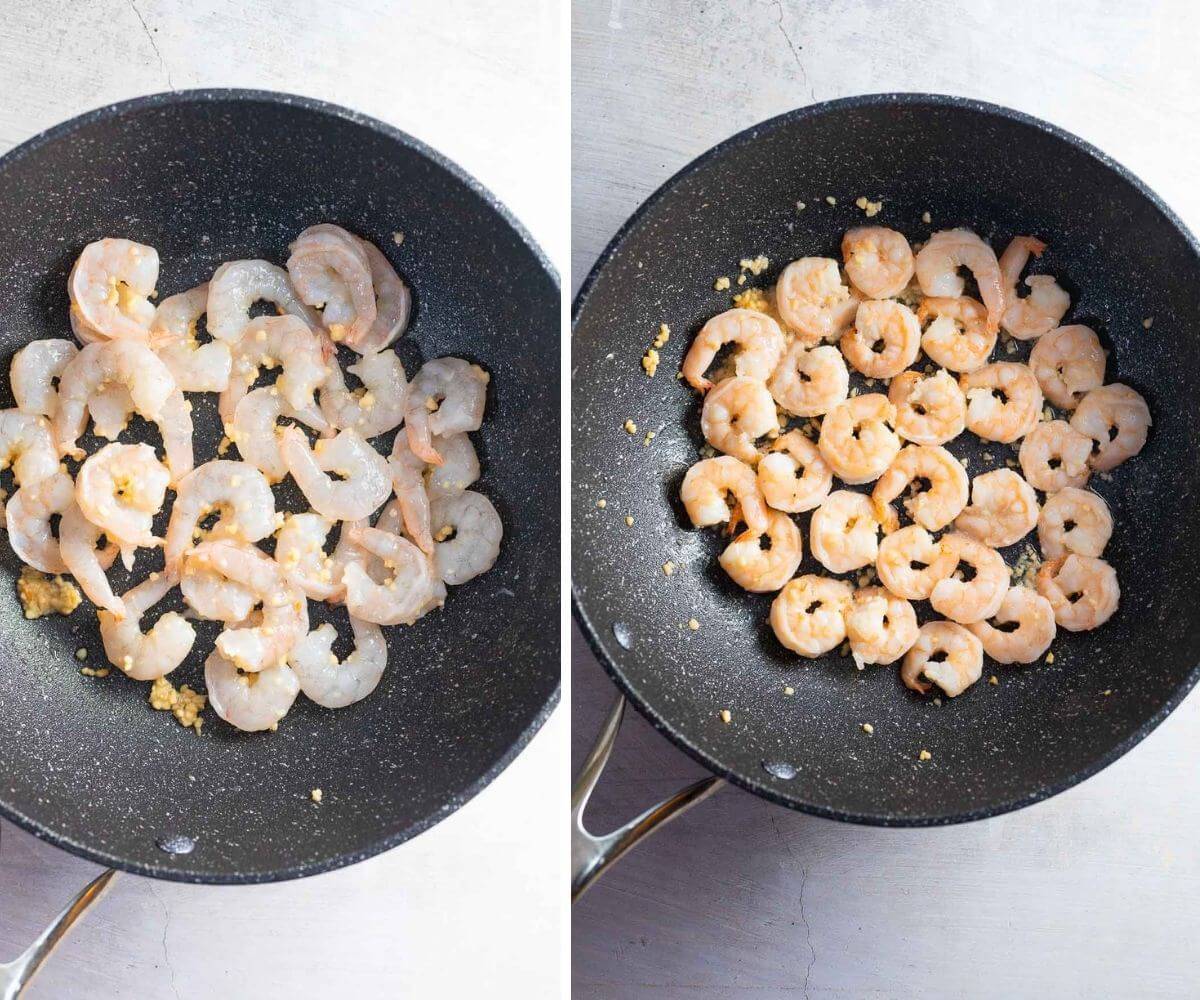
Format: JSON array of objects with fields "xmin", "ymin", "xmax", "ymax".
[
  {"xmin": 817, "ymin": 393, "xmax": 899, "ymax": 485},
  {"xmin": 405, "ymin": 358, "xmax": 489, "ymax": 465},
  {"xmin": 871, "ymin": 444, "xmax": 968, "ymax": 532},
  {"xmin": 6, "ymin": 471, "xmax": 73, "ymax": 573},
  {"xmin": 289, "ymin": 616, "xmax": 387, "ymax": 708},
  {"xmin": 181, "ymin": 543, "xmax": 258, "ymax": 623},
  {"xmin": 769, "ymin": 575, "xmax": 852, "ymax": 657},
  {"xmin": 901, "ymin": 620, "xmax": 983, "ymax": 697},
  {"xmin": 206, "ymin": 259, "xmax": 322, "ymax": 342},
  {"xmin": 775, "ymin": 258, "xmax": 859, "ymax": 344},
  {"xmin": 960, "ymin": 362, "xmax": 1043, "ymax": 443},
  {"xmin": 700, "ymin": 376, "xmax": 778, "ymax": 463},
  {"xmin": 423, "ymin": 433, "xmax": 479, "ymax": 497},
  {"xmin": 967, "ymin": 587, "xmax": 1056, "ymax": 664},
  {"xmin": 353, "ymin": 239, "xmax": 412, "ymax": 354},
  {"xmin": 150, "ymin": 283, "xmax": 233, "ymax": 392},
  {"xmin": 429, "ymin": 490, "xmax": 502, "ymax": 585},
  {"xmin": 87, "ymin": 384, "xmax": 134, "ymax": 440},
  {"xmin": 0, "ymin": 410, "xmax": 59, "ymax": 503},
  {"xmin": 808, "ymin": 489, "xmax": 881, "ymax": 573},
  {"xmin": 914, "ymin": 229, "xmax": 1005, "ymax": 333},
  {"xmin": 274, "ymin": 512, "xmax": 343, "ymax": 601},
  {"xmin": 205, "ymin": 648, "xmax": 300, "ymax": 733},
  {"xmin": 889, "ymin": 369, "xmax": 966, "ymax": 445},
  {"xmin": 1036, "ymin": 554, "xmax": 1119, "ymax": 631},
  {"xmin": 1070, "ymin": 384, "xmax": 1150, "ymax": 471},
  {"xmin": 279, "ymin": 427, "xmax": 392, "ymax": 522},
  {"xmin": 917, "ymin": 296, "xmax": 996, "ymax": 373},
  {"xmin": 1028, "ymin": 324, "xmax": 1106, "ymax": 410},
  {"xmin": 75, "ymin": 381, "xmax": 191, "ymax": 484},
  {"xmin": 756, "ymin": 430, "xmax": 832, "ymax": 513},
  {"xmin": 98, "ymin": 572, "xmax": 195, "ymax": 681},
  {"xmin": 75, "ymin": 443, "xmax": 170, "ymax": 567},
  {"xmin": 718, "ymin": 509, "xmax": 802, "ymax": 592},
  {"xmin": 954, "ymin": 469, "xmax": 1039, "ymax": 548},
  {"xmin": 11, "ymin": 340, "xmax": 77, "ymax": 418},
  {"xmin": 342, "ymin": 525, "xmax": 446, "ymax": 626},
  {"xmin": 164, "ymin": 460, "xmax": 277, "ymax": 568},
  {"xmin": 287, "ymin": 224, "xmax": 377, "ymax": 344},
  {"xmin": 844, "ymin": 587, "xmax": 919, "ymax": 667},
  {"xmin": 842, "ymin": 226, "xmax": 914, "ymax": 300},
  {"xmin": 683, "ymin": 309, "xmax": 787, "ymax": 392},
  {"xmin": 1019, "ymin": 420, "xmax": 1092, "ymax": 492},
  {"xmin": 232, "ymin": 388, "xmax": 329, "ymax": 483},
  {"xmin": 839, "ymin": 299, "xmax": 920, "ymax": 379},
  {"xmin": 219, "ymin": 315, "xmax": 332, "ymax": 422},
  {"xmin": 389, "ymin": 431, "xmax": 480, "ymax": 554},
  {"xmin": 1038, "ymin": 487, "xmax": 1112, "ymax": 559},
  {"xmin": 59, "ymin": 502, "xmax": 122, "ymax": 615},
  {"xmin": 319, "ymin": 350, "xmax": 408, "ymax": 437},
  {"xmin": 998, "ymin": 237, "xmax": 1069, "ymax": 340},
  {"xmin": 929, "ymin": 532, "xmax": 1009, "ymax": 625},
  {"xmin": 679, "ymin": 456, "xmax": 768, "ymax": 534},
  {"xmin": 67, "ymin": 238, "xmax": 159, "ymax": 340},
  {"xmin": 767, "ymin": 341, "xmax": 848, "ymax": 417},
  {"xmin": 876, "ymin": 524, "xmax": 957, "ymax": 601}
]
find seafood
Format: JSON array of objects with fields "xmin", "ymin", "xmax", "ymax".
[
  {"xmin": 1036, "ymin": 554, "xmax": 1119, "ymax": 631},
  {"xmin": 998, "ymin": 237, "xmax": 1069, "ymax": 340},
  {"xmin": 289, "ymin": 616, "xmax": 388, "ymax": 708},
  {"xmin": 775, "ymin": 258, "xmax": 859, "ymax": 344},
  {"xmin": 841, "ymin": 226, "xmax": 914, "ymax": 300},
  {"xmin": 817, "ymin": 393, "xmax": 899, "ymax": 485},
  {"xmin": 889, "ymin": 369, "xmax": 966, "ymax": 446},
  {"xmin": 98, "ymin": 572, "xmax": 196, "ymax": 681},
  {"xmin": 405, "ymin": 358, "xmax": 489, "ymax": 465},
  {"xmin": 871, "ymin": 444, "xmax": 968, "ymax": 532},
  {"xmin": 319, "ymin": 350, "xmax": 408, "ymax": 437},
  {"xmin": 1037, "ymin": 487, "xmax": 1112, "ymax": 559},
  {"xmin": 11, "ymin": 340, "xmax": 77, "ymax": 418},
  {"xmin": 341, "ymin": 525, "xmax": 445, "ymax": 626},
  {"xmin": 844, "ymin": 586, "xmax": 919, "ymax": 667},
  {"xmin": 901, "ymin": 620, "xmax": 983, "ymax": 697},
  {"xmin": 0, "ymin": 410, "xmax": 59, "ymax": 503},
  {"xmin": 680, "ymin": 456, "xmax": 769, "ymax": 534},
  {"xmin": 218, "ymin": 315, "xmax": 331, "ymax": 422},
  {"xmin": 700, "ymin": 376, "xmax": 778, "ymax": 463},
  {"xmin": 181, "ymin": 543, "xmax": 258, "ymax": 623},
  {"xmin": 915, "ymin": 228, "xmax": 1005, "ymax": 333},
  {"xmin": 1069, "ymin": 384, "xmax": 1150, "ymax": 471},
  {"xmin": 231, "ymin": 387, "xmax": 330, "ymax": 483},
  {"xmin": 429, "ymin": 490, "xmax": 503, "ymax": 585},
  {"xmin": 149, "ymin": 283, "xmax": 233, "ymax": 392},
  {"xmin": 164, "ymin": 460, "xmax": 277, "ymax": 569},
  {"xmin": 353, "ymin": 240, "xmax": 412, "ymax": 354},
  {"xmin": 1019, "ymin": 420, "xmax": 1092, "ymax": 493},
  {"xmin": 767, "ymin": 341, "xmax": 848, "ymax": 417},
  {"xmin": 6, "ymin": 471, "xmax": 74, "ymax": 573},
  {"xmin": 205, "ymin": 649, "xmax": 300, "ymax": 733},
  {"xmin": 274, "ymin": 512, "xmax": 343, "ymax": 601},
  {"xmin": 68, "ymin": 238, "xmax": 159, "ymax": 341},
  {"xmin": 918, "ymin": 296, "xmax": 996, "ymax": 373},
  {"xmin": 967, "ymin": 587, "xmax": 1056, "ymax": 664},
  {"xmin": 279, "ymin": 427, "xmax": 392, "ymax": 522},
  {"xmin": 1028, "ymin": 324, "xmax": 1106, "ymax": 410},
  {"xmin": 206, "ymin": 259, "xmax": 321, "ymax": 342},
  {"xmin": 876, "ymin": 524, "xmax": 956, "ymax": 601},
  {"xmin": 75, "ymin": 443, "xmax": 170, "ymax": 567},
  {"xmin": 287, "ymin": 224, "xmax": 377, "ymax": 345},
  {"xmin": 756, "ymin": 430, "xmax": 833, "ymax": 513},
  {"xmin": 59, "ymin": 502, "xmax": 122, "ymax": 615},
  {"xmin": 954, "ymin": 469, "xmax": 1039, "ymax": 548},
  {"xmin": 839, "ymin": 299, "xmax": 921, "ymax": 379},
  {"xmin": 929, "ymin": 532, "xmax": 1009, "ymax": 624},
  {"xmin": 960, "ymin": 362, "xmax": 1043, "ymax": 443},
  {"xmin": 809, "ymin": 489, "xmax": 881, "ymax": 573},
  {"xmin": 769, "ymin": 575, "xmax": 852, "ymax": 657},
  {"xmin": 718, "ymin": 509, "xmax": 802, "ymax": 592}
]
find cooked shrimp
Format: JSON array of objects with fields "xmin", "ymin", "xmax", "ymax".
[
  {"xmin": 67, "ymin": 238, "xmax": 158, "ymax": 341},
  {"xmin": 954, "ymin": 469, "xmax": 1039, "ymax": 548},
  {"xmin": 809, "ymin": 489, "xmax": 880, "ymax": 573},
  {"xmin": 1036, "ymin": 554, "xmax": 1119, "ymax": 631},
  {"xmin": 775, "ymin": 258, "xmax": 859, "ymax": 344},
  {"xmin": 680, "ymin": 456, "xmax": 768, "ymax": 534},
  {"xmin": 98, "ymin": 572, "xmax": 195, "ymax": 681},
  {"xmin": 0, "ymin": 410, "xmax": 59, "ymax": 503},
  {"xmin": 164, "ymin": 460, "xmax": 277, "ymax": 569},
  {"xmin": 12, "ymin": 340, "xmax": 77, "ymax": 418},
  {"xmin": 1028, "ymin": 324, "xmax": 1106, "ymax": 410},
  {"xmin": 274, "ymin": 512, "xmax": 344, "ymax": 601},
  {"xmin": 205, "ymin": 648, "xmax": 300, "ymax": 733},
  {"xmin": 917, "ymin": 296, "xmax": 996, "ymax": 373},
  {"xmin": 844, "ymin": 586, "xmax": 919, "ymax": 667},
  {"xmin": 757, "ymin": 430, "xmax": 832, "ymax": 513},
  {"xmin": 718, "ymin": 509, "xmax": 802, "ymax": 592},
  {"xmin": 150, "ymin": 283, "xmax": 233, "ymax": 393},
  {"xmin": 889, "ymin": 369, "xmax": 966, "ymax": 445},
  {"xmin": 353, "ymin": 239, "xmax": 412, "ymax": 354},
  {"xmin": 929, "ymin": 532, "xmax": 1009, "ymax": 625},
  {"xmin": 6, "ymin": 471, "xmax": 73, "ymax": 573},
  {"xmin": 842, "ymin": 226, "xmax": 914, "ymax": 299},
  {"xmin": 59, "ymin": 502, "xmax": 122, "ymax": 615},
  {"xmin": 1037, "ymin": 487, "xmax": 1112, "ymax": 559},
  {"xmin": 876, "ymin": 524, "xmax": 957, "ymax": 600},
  {"xmin": 289, "ymin": 616, "xmax": 387, "ymax": 708},
  {"xmin": 839, "ymin": 299, "xmax": 920, "ymax": 379},
  {"xmin": 75, "ymin": 443, "xmax": 170, "ymax": 567},
  {"xmin": 231, "ymin": 388, "xmax": 329, "ymax": 483},
  {"xmin": 700, "ymin": 376, "xmax": 778, "ymax": 463},
  {"xmin": 342, "ymin": 525, "xmax": 445, "ymax": 626},
  {"xmin": 901, "ymin": 620, "xmax": 983, "ymax": 697},
  {"xmin": 287, "ymin": 224, "xmax": 378, "ymax": 344},
  {"xmin": 218, "ymin": 315, "xmax": 331, "ymax": 422},
  {"xmin": 915, "ymin": 228, "xmax": 1005, "ymax": 333},
  {"xmin": 998, "ymin": 237, "xmax": 1069, "ymax": 340},
  {"xmin": 967, "ymin": 587, "xmax": 1056, "ymax": 664},
  {"xmin": 429, "ymin": 490, "xmax": 502, "ymax": 585},
  {"xmin": 404, "ymin": 358, "xmax": 489, "ymax": 465},
  {"xmin": 1019, "ymin": 420, "xmax": 1092, "ymax": 492},
  {"xmin": 960, "ymin": 362, "xmax": 1042, "ymax": 443},
  {"xmin": 1070, "ymin": 384, "xmax": 1150, "ymax": 471},
  {"xmin": 769, "ymin": 575, "xmax": 852, "ymax": 657},
  {"xmin": 319, "ymin": 350, "xmax": 408, "ymax": 437},
  {"xmin": 871, "ymin": 444, "xmax": 968, "ymax": 532},
  {"xmin": 767, "ymin": 341, "xmax": 848, "ymax": 417},
  {"xmin": 817, "ymin": 393, "xmax": 899, "ymax": 485},
  {"xmin": 680, "ymin": 308, "xmax": 785, "ymax": 394},
  {"xmin": 279, "ymin": 426, "xmax": 392, "ymax": 522},
  {"xmin": 181, "ymin": 543, "xmax": 258, "ymax": 623},
  {"xmin": 206, "ymin": 259, "xmax": 321, "ymax": 342}
]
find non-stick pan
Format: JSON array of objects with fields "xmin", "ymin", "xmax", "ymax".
[
  {"xmin": 571, "ymin": 94, "xmax": 1200, "ymax": 895},
  {"xmin": 0, "ymin": 89, "xmax": 559, "ymax": 984}
]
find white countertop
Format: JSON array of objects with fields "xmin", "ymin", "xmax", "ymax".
[
  {"xmin": 0, "ymin": 2, "xmax": 564, "ymax": 998},
  {"xmin": 572, "ymin": 1, "xmax": 1200, "ymax": 997}
]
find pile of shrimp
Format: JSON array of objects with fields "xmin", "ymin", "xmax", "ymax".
[
  {"xmin": 680, "ymin": 225, "xmax": 1147, "ymax": 699},
  {"xmin": 4, "ymin": 227, "xmax": 502, "ymax": 731}
]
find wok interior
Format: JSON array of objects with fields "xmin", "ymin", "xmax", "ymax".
[
  {"xmin": 0, "ymin": 94, "xmax": 559, "ymax": 880},
  {"xmin": 572, "ymin": 98, "xmax": 1200, "ymax": 823}
]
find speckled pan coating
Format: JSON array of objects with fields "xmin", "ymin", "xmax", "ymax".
[
  {"xmin": 572, "ymin": 93, "xmax": 1200, "ymax": 826},
  {"xmin": 0, "ymin": 90, "xmax": 559, "ymax": 882}
]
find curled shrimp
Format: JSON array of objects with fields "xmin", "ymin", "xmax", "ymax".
[
  {"xmin": 998, "ymin": 237, "xmax": 1069, "ymax": 340},
  {"xmin": 405, "ymin": 358, "xmax": 489, "ymax": 465},
  {"xmin": 0, "ymin": 410, "xmax": 58, "ymax": 506},
  {"xmin": 59, "ymin": 502, "xmax": 122, "ymax": 615},
  {"xmin": 67, "ymin": 238, "xmax": 159, "ymax": 341},
  {"xmin": 775, "ymin": 258, "xmax": 859, "ymax": 344},
  {"xmin": 181, "ymin": 542, "xmax": 258, "ymax": 623},
  {"xmin": 1019, "ymin": 420, "xmax": 1092, "ymax": 492},
  {"xmin": 871, "ymin": 444, "xmax": 968, "ymax": 532},
  {"xmin": 79, "ymin": 381, "xmax": 193, "ymax": 485},
  {"xmin": 889, "ymin": 369, "xmax": 966, "ymax": 445},
  {"xmin": 876, "ymin": 524, "xmax": 956, "ymax": 601},
  {"xmin": 287, "ymin": 224, "xmax": 378, "ymax": 345},
  {"xmin": 967, "ymin": 587, "xmax": 1056, "ymax": 664},
  {"xmin": 6, "ymin": 471, "xmax": 74, "ymax": 573},
  {"xmin": 429, "ymin": 490, "xmax": 502, "ymax": 585},
  {"xmin": 960, "ymin": 362, "xmax": 1043, "ymax": 443},
  {"xmin": 289, "ymin": 616, "xmax": 387, "ymax": 709},
  {"xmin": 915, "ymin": 228, "xmax": 1005, "ymax": 333},
  {"xmin": 844, "ymin": 586, "xmax": 919, "ymax": 667},
  {"xmin": 219, "ymin": 315, "xmax": 332, "ymax": 422},
  {"xmin": 901, "ymin": 620, "xmax": 983, "ymax": 697},
  {"xmin": 817, "ymin": 393, "xmax": 899, "ymax": 485},
  {"xmin": 205, "ymin": 648, "xmax": 300, "ymax": 733},
  {"xmin": 76, "ymin": 443, "xmax": 170, "ymax": 567},
  {"xmin": 206, "ymin": 259, "xmax": 321, "ymax": 343},
  {"xmin": 767, "ymin": 341, "xmax": 848, "ymax": 417},
  {"xmin": 929, "ymin": 532, "xmax": 1009, "ymax": 625},
  {"xmin": 842, "ymin": 226, "xmax": 914, "ymax": 299},
  {"xmin": 1036, "ymin": 554, "xmax": 1119, "ymax": 631},
  {"xmin": 839, "ymin": 299, "xmax": 920, "ymax": 379},
  {"xmin": 954, "ymin": 469, "xmax": 1039, "ymax": 548},
  {"xmin": 99, "ymin": 571, "xmax": 196, "ymax": 681},
  {"xmin": 809, "ymin": 489, "xmax": 880, "ymax": 573},
  {"xmin": 680, "ymin": 456, "xmax": 768, "ymax": 534},
  {"xmin": 232, "ymin": 386, "xmax": 329, "ymax": 484},
  {"xmin": 274, "ymin": 512, "xmax": 344, "ymax": 601},
  {"xmin": 353, "ymin": 239, "xmax": 412, "ymax": 354},
  {"xmin": 390, "ymin": 431, "xmax": 481, "ymax": 553},
  {"xmin": 1028, "ymin": 324, "xmax": 1106, "ymax": 410},
  {"xmin": 1069, "ymin": 384, "xmax": 1150, "ymax": 471},
  {"xmin": 681, "ymin": 308, "xmax": 786, "ymax": 393},
  {"xmin": 165, "ymin": 460, "xmax": 277, "ymax": 569},
  {"xmin": 12, "ymin": 340, "xmax": 77, "ymax": 419},
  {"xmin": 320, "ymin": 350, "xmax": 408, "ymax": 437},
  {"xmin": 718, "ymin": 509, "xmax": 802, "ymax": 592},
  {"xmin": 918, "ymin": 296, "xmax": 996, "ymax": 373},
  {"xmin": 757, "ymin": 430, "xmax": 832, "ymax": 513},
  {"xmin": 342, "ymin": 525, "xmax": 445, "ymax": 626},
  {"xmin": 279, "ymin": 426, "xmax": 392, "ymax": 522},
  {"xmin": 700, "ymin": 376, "xmax": 778, "ymax": 463},
  {"xmin": 1038, "ymin": 487, "xmax": 1112, "ymax": 559},
  {"xmin": 150, "ymin": 283, "xmax": 233, "ymax": 393},
  {"xmin": 770, "ymin": 574, "xmax": 852, "ymax": 657}
]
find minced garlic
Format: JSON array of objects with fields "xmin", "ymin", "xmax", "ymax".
[
  {"xmin": 714, "ymin": 276, "xmax": 731, "ymax": 291},
  {"xmin": 17, "ymin": 567, "xmax": 81, "ymax": 619},
  {"xmin": 149, "ymin": 677, "xmax": 207, "ymax": 734}
]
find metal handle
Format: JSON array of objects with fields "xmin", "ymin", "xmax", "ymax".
[
  {"xmin": 572, "ymin": 695, "xmax": 723, "ymax": 901},
  {"xmin": 0, "ymin": 827, "xmax": 117, "ymax": 999}
]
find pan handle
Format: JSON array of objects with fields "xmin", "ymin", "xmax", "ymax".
[{"xmin": 572, "ymin": 695, "xmax": 723, "ymax": 901}]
